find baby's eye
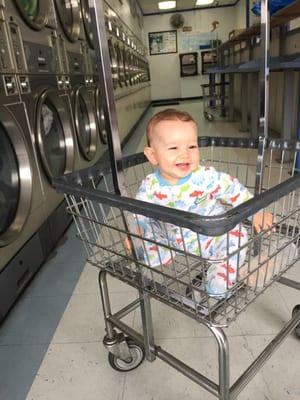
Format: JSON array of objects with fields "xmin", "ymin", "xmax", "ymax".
[
  {"xmin": 189, "ymin": 145, "xmax": 198, "ymax": 149},
  {"xmin": 168, "ymin": 146, "xmax": 178, "ymax": 150}
]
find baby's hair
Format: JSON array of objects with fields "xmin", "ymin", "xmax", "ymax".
[{"xmin": 146, "ymin": 108, "xmax": 197, "ymax": 146}]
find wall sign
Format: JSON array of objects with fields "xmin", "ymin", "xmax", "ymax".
[
  {"xmin": 148, "ymin": 30, "xmax": 177, "ymax": 56},
  {"xmin": 182, "ymin": 31, "xmax": 217, "ymax": 51}
]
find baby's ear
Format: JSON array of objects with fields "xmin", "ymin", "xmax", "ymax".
[{"xmin": 144, "ymin": 147, "xmax": 158, "ymax": 165}]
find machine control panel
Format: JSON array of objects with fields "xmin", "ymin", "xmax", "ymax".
[
  {"xmin": 3, "ymin": 74, "xmax": 17, "ymax": 95},
  {"xmin": 18, "ymin": 75, "xmax": 30, "ymax": 93},
  {"xmin": 50, "ymin": 32, "xmax": 63, "ymax": 74},
  {"xmin": 0, "ymin": 20, "xmax": 14, "ymax": 72},
  {"xmin": 58, "ymin": 35, "xmax": 69, "ymax": 75},
  {"xmin": 8, "ymin": 21, "xmax": 27, "ymax": 73}
]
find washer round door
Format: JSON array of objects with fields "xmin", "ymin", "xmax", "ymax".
[
  {"xmin": 0, "ymin": 106, "xmax": 32, "ymax": 246},
  {"xmin": 108, "ymin": 39, "xmax": 118, "ymax": 90},
  {"xmin": 95, "ymin": 86, "xmax": 107, "ymax": 144},
  {"xmin": 54, "ymin": 0, "xmax": 81, "ymax": 42},
  {"xmin": 123, "ymin": 47, "xmax": 130, "ymax": 86},
  {"xmin": 35, "ymin": 89, "xmax": 75, "ymax": 180},
  {"xmin": 115, "ymin": 42, "xmax": 125, "ymax": 87},
  {"xmin": 74, "ymin": 86, "xmax": 98, "ymax": 161},
  {"xmin": 13, "ymin": 0, "xmax": 51, "ymax": 30},
  {"xmin": 80, "ymin": 0, "xmax": 94, "ymax": 49}
]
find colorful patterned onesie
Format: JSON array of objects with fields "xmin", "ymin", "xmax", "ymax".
[{"xmin": 135, "ymin": 166, "xmax": 253, "ymax": 297}]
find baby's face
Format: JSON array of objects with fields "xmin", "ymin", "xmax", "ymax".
[{"xmin": 144, "ymin": 119, "xmax": 199, "ymax": 185}]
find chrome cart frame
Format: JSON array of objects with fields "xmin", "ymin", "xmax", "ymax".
[{"xmin": 53, "ymin": 136, "xmax": 300, "ymax": 400}]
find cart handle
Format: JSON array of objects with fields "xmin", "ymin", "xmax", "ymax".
[{"xmin": 53, "ymin": 173, "xmax": 300, "ymax": 237}]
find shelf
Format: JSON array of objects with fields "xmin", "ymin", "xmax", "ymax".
[
  {"xmin": 220, "ymin": 0, "xmax": 300, "ymax": 50},
  {"xmin": 279, "ymin": 57, "xmax": 300, "ymax": 69},
  {"xmin": 238, "ymin": 57, "xmax": 284, "ymax": 72},
  {"xmin": 207, "ymin": 56, "xmax": 300, "ymax": 74},
  {"xmin": 206, "ymin": 63, "xmax": 243, "ymax": 73}
]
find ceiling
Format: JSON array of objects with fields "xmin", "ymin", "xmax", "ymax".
[{"xmin": 138, "ymin": 0, "xmax": 238, "ymax": 15}]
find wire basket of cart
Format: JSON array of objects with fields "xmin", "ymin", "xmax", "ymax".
[{"xmin": 53, "ymin": 136, "xmax": 300, "ymax": 400}]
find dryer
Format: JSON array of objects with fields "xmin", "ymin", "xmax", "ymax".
[
  {"xmin": 4, "ymin": 6, "xmax": 76, "ymax": 216},
  {"xmin": 22, "ymin": 74, "xmax": 76, "ymax": 217},
  {"xmin": 80, "ymin": 0, "xmax": 94, "ymax": 49},
  {"xmin": 53, "ymin": 0, "xmax": 106, "ymax": 170},
  {"xmin": 4, "ymin": 0, "xmax": 57, "ymax": 77},
  {"xmin": 0, "ymin": 93, "xmax": 47, "ymax": 320}
]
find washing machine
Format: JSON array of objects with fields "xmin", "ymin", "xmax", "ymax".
[
  {"xmin": 63, "ymin": 40, "xmax": 106, "ymax": 170},
  {"xmin": 4, "ymin": 0, "xmax": 57, "ymax": 75},
  {"xmin": 53, "ymin": 0, "xmax": 106, "ymax": 169},
  {"xmin": 80, "ymin": 0, "xmax": 94, "ymax": 49},
  {"xmin": 53, "ymin": 0, "xmax": 85, "ymax": 71},
  {"xmin": 0, "ymin": 86, "xmax": 47, "ymax": 320},
  {"xmin": 3, "ymin": 0, "xmax": 78, "ymax": 249}
]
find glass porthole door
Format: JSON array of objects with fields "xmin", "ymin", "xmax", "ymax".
[
  {"xmin": 0, "ymin": 106, "xmax": 32, "ymax": 246},
  {"xmin": 13, "ymin": 0, "xmax": 51, "ymax": 30},
  {"xmin": 95, "ymin": 86, "xmax": 108, "ymax": 144},
  {"xmin": 74, "ymin": 86, "xmax": 98, "ymax": 161},
  {"xmin": 35, "ymin": 89, "xmax": 74, "ymax": 180},
  {"xmin": 54, "ymin": 0, "xmax": 81, "ymax": 42}
]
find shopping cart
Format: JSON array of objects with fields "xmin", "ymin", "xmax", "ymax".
[
  {"xmin": 201, "ymin": 82, "xmax": 229, "ymax": 121},
  {"xmin": 53, "ymin": 136, "xmax": 300, "ymax": 400}
]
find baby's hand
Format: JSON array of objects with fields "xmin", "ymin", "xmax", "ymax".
[
  {"xmin": 253, "ymin": 211, "xmax": 274, "ymax": 233},
  {"xmin": 124, "ymin": 226, "xmax": 144, "ymax": 251}
]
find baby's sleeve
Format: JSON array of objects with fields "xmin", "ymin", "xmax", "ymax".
[
  {"xmin": 133, "ymin": 177, "xmax": 173, "ymax": 267},
  {"xmin": 134, "ymin": 178, "xmax": 153, "ymax": 232},
  {"xmin": 215, "ymin": 171, "xmax": 253, "ymax": 207}
]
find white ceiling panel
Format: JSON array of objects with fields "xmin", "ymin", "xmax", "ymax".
[{"xmin": 139, "ymin": 0, "xmax": 238, "ymax": 15}]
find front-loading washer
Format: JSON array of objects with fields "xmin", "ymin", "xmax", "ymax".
[
  {"xmin": 51, "ymin": 0, "xmax": 106, "ymax": 170},
  {"xmin": 67, "ymin": 68, "xmax": 106, "ymax": 169},
  {"xmin": 80, "ymin": 0, "xmax": 94, "ymax": 49},
  {"xmin": 0, "ymin": 98, "xmax": 47, "ymax": 320},
  {"xmin": 6, "ymin": 12, "xmax": 76, "ymax": 221},
  {"xmin": 22, "ymin": 73, "xmax": 76, "ymax": 216},
  {"xmin": 3, "ymin": 0, "xmax": 57, "ymax": 75},
  {"xmin": 53, "ymin": 0, "xmax": 84, "ymax": 66}
]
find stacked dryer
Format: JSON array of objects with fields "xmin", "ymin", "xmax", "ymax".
[
  {"xmin": 104, "ymin": 2, "xmax": 151, "ymax": 142},
  {"xmin": 3, "ymin": 0, "xmax": 77, "ymax": 249},
  {"xmin": 0, "ymin": 0, "xmax": 107, "ymax": 321},
  {"xmin": 54, "ymin": 0, "xmax": 107, "ymax": 170},
  {"xmin": 0, "ymin": 2, "xmax": 50, "ymax": 320}
]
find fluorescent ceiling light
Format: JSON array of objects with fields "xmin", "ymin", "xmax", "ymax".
[
  {"xmin": 195, "ymin": 0, "xmax": 214, "ymax": 5},
  {"xmin": 158, "ymin": 1, "xmax": 176, "ymax": 10}
]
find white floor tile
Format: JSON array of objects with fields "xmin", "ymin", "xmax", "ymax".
[
  {"xmin": 236, "ymin": 285, "xmax": 291, "ymax": 336},
  {"xmin": 52, "ymin": 291, "xmax": 137, "ymax": 344},
  {"xmin": 122, "ymin": 336, "xmax": 271, "ymax": 400},
  {"xmin": 73, "ymin": 263, "xmax": 136, "ymax": 295},
  {"xmin": 26, "ymin": 342, "xmax": 125, "ymax": 400}
]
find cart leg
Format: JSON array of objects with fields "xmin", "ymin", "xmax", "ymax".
[
  {"xmin": 210, "ymin": 326, "xmax": 230, "ymax": 400},
  {"xmin": 98, "ymin": 270, "xmax": 116, "ymax": 339},
  {"xmin": 139, "ymin": 289, "xmax": 156, "ymax": 362}
]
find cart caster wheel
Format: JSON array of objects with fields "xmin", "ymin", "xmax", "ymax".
[
  {"xmin": 108, "ymin": 338, "xmax": 145, "ymax": 371},
  {"xmin": 292, "ymin": 305, "xmax": 300, "ymax": 338}
]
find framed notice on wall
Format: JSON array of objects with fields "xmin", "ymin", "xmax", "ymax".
[{"xmin": 148, "ymin": 30, "xmax": 177, "ymax": 56}]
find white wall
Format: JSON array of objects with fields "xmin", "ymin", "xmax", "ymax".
[
  {"xmin": 235, "ymin": 0, "xmax": 246, "ymax": 29},
  {"xmin": 143, "ymin": 5, "xmax": 244, "ymax": 100}
]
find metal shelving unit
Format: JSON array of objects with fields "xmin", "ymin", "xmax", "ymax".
[{"xmin": 208, "ymin": 0, "xmax": 300, "ymax": 140}]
